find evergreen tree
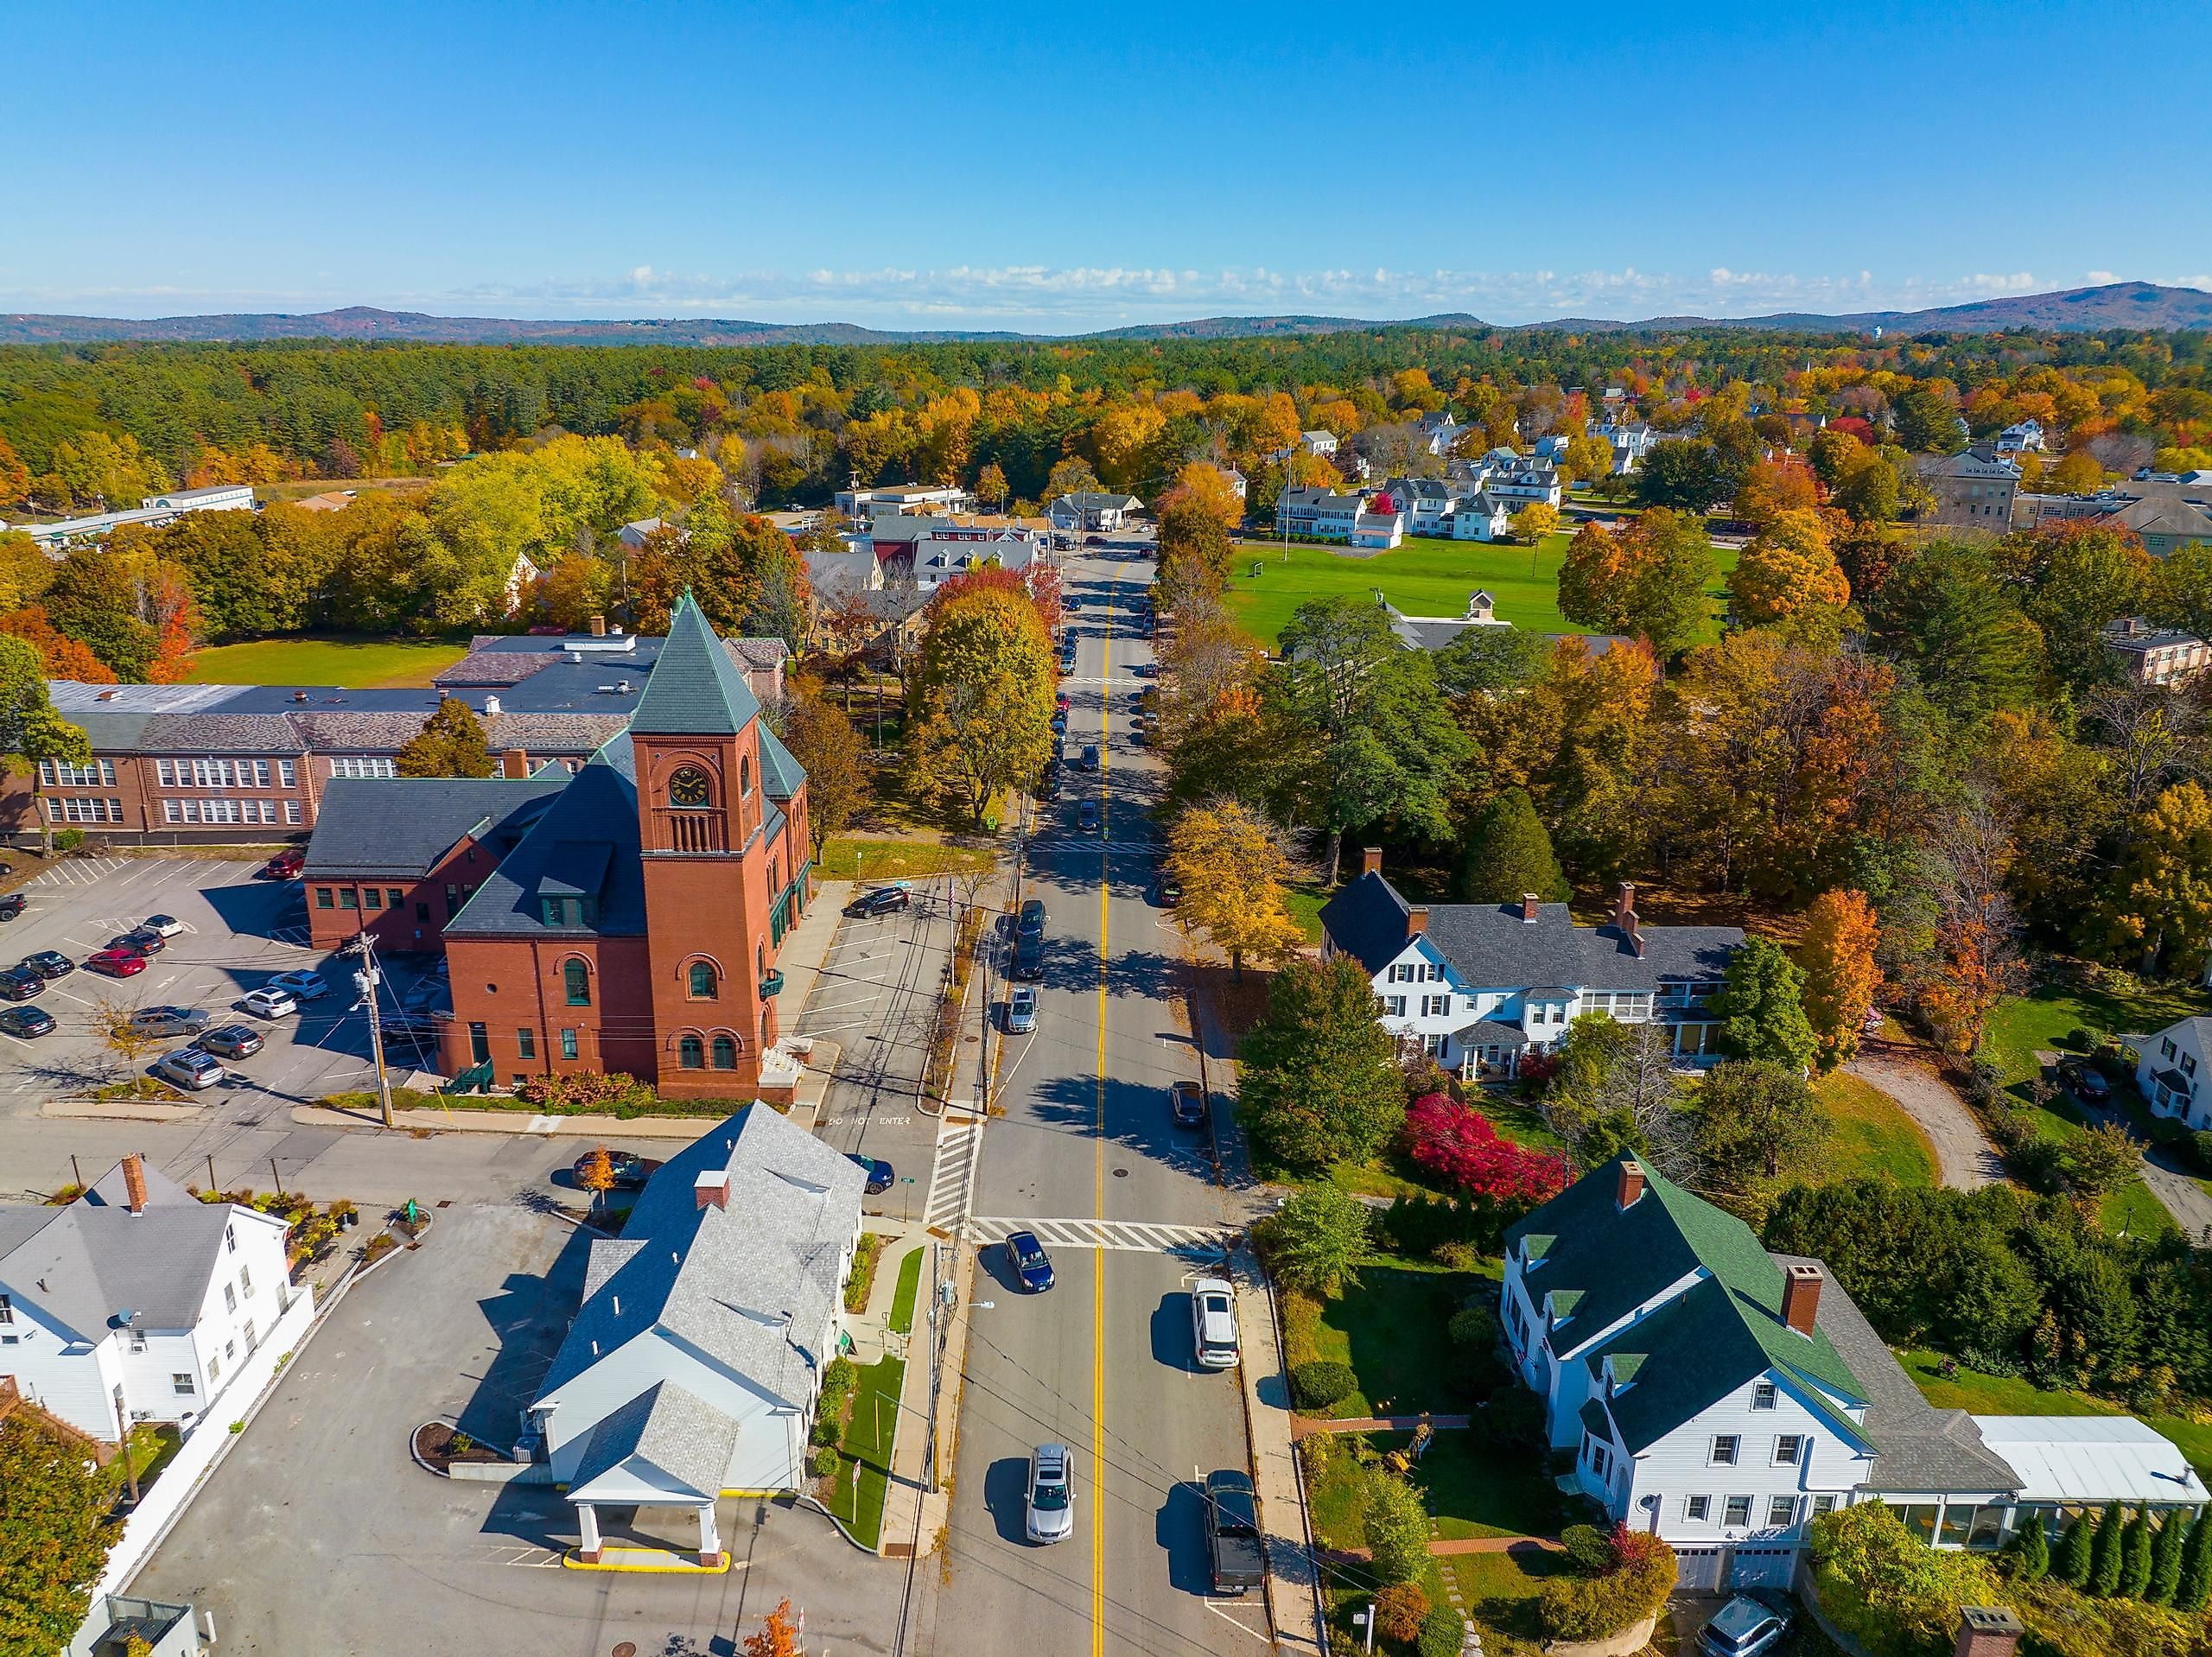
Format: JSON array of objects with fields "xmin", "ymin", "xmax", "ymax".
[
  {"xmin": 2149, "ymin": 1511, "xmax": 2187, "ymax": 1604},
  {"xmin": 2089, "ymin": 1501, "xmax": 2126, "ymax": 1597},
  {"xmin": 395, "ymin": 697, "xmax": 494, "ymax": 778},
  {"xmin": 2177, "ymin": 1512, "xmax": 2212, "ymax": 1612},
  {"xmin": 1454, "ymin": 787, "xmax": 1569, "ymax": 904},
  {"xmin": 2056, "ymin": 1513, "xmax": 2093, "ymax": 1587},
  {"xmin": 2120, "ymin": 1508, "xmax": 2153, "ymax": 1598},
  {"xmin": 1236, "ymin": 956, "xmax": 1407, "ymax": 1175},
  {"xmin": 2015, "ymin": 1517, "xmax": 2050, "ymax": 1583},
  {"xmin": 1710, "ymin": 936, "xmax": 1821, "ymax": 1071}
]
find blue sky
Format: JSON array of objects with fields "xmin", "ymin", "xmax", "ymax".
[{"xmin": 3, "ymin": 0, "xmax": 2205, "ymax": 332}]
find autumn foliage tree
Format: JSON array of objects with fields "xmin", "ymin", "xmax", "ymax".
[
  {"xmin": 1727, "ymin": 508, "xmax": 1850, "ymax": 630},
  {"xmin": 778, "ymin": 676, "xmax": 866, "ymax": 854},
  {"xmin": 397, "ymin": 697, "xmax": 495, "ymax": 778},
  {"xmin": 0, "ymin": 1413, "xmax": 119, "ymax": 1657},
  {"xmin": 909, "ymin": 581, "xmax": 1055, "ymax": 826},
  {"xmin": 1555, "ymin": 508, "xmax": 1716, "ymax": 660},
  {"xmin": 1165, "ymin": 799, "xmax": 1305, "ymax": 977},
  {"xmin": 742, "ymin": 1598, "xmax": 801, "ymax": 1657},
  {"xmin": 1796, "ymin": 889, "xmax": 1881, "ymax": 1068},
  {"xmin": 1402, "ymin": 1094, "xmax": 1567, "ymax": 1207}
]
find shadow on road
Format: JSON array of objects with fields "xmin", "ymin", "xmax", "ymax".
[
  {"xmin": 1148, "ymin": 1292, "xmax": 1197, "ymax": 1374},
  {"xmin": 454, "ymin": 1220, "xmax": 592, "ymax": 1450},
  {"xmin": 1155, "ymin": 1478, "xmax": 1212, "ymax": 1597},
  {"xmin": 983, "ymin": 1454, "xmax": 1036, "ymax": 1546}
]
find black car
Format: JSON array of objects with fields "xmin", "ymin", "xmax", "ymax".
[
  {"xmin": 1017, "ymin": 898, "xmax": 1046, "ymax": 940},
  {"xmin": 1171, "ymin": 1080, "xmax": 1208, "ymax": 1129},
  {"xmin": 0, "ymin": 893, "xmax": 23, "ymax": 922},
  {"xmin": 1204, "ymin": 1470, "xmax": 1265, "ymax": 1595},
  {"xmin": 196, "ymin": 1023, "xmax": 266, "ymax": 1060},
  {"xmin": 847, "ymin": 886, "xmax": 913, "ymax": 918},
  {"xmin": 0, "ymin": 1004, "xmax": 55, "ymax": 1038},
  {"xmin": 1006, "ymin": 1229, "xmax": 1055, "ymax": 1292},
  {"xmin": 1012, "ymin": 936, "xmax": 1045, "ymax": 981},
  {"xmin": 847, "ymin": 1153, "xmax": 894, "ymax": 1195},
  {"xmin": 0, "ymin": 967, "xmax": 42, "ymax": 1002},
  {"xmin": 111, "ymin": 928, "xmax": 166, "ymax": 955},
  {"xmin": 20, "ymin": 951, "xmax": 73, "ymax": 980},
  {"xmin": 2063, "ymin": 1059, "xmax": 2113, "ymax": 1103}
]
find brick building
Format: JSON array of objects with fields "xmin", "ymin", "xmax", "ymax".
[{"xmin": 303, "ymin": 598, "xmax": 811, "ymax": 1098}]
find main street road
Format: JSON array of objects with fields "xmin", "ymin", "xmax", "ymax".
[{"xmin": 934, "ymin": 552, "xmax": 1270, "ymax": 1657}]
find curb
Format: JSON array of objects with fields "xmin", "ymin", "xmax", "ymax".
[{"xmin": 794, "ymin": 1491, "xmax": 878, "ymax": 1555}]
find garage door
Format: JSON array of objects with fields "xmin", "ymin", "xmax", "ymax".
[
  {"xmin": 1674, "ymin": 1547, "xmax": 1724, "ymax": 1591},
  {"xmin": 1728, "ymin": 1546, "xmax": 1798, "ymax": 1590}
]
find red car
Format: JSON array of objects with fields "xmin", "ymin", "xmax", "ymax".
[
  {"xmin": 262, "ymin": 849, "xmax": 305, "ymax": 879},
  {"xmin": 86, "ymin": 948, "xmax": 149, "ymax": 977}
]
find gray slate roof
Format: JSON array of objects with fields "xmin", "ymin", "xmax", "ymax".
[
  {"xmin": 303, "ymin": 775, "xmax": 568, "ymax": 877},
  {"xmin": 134, "ymin": 713, "xmax": 309, "ymax": 754},
  {"xmin": 629, "ymin": 595, "xmax": 764, "ymax": 737},
  {"xmin": 443, "ymin": 735, "xmax": 646, "ymax": 938},
  {"xmin": 569, "ymin": 1378, "xmax": 742, "ymax": 1501},
  {"xmin": 535, "ymin": 1104, "xmax": 865, "ymax": 1411},
  {"xmin": 1320, "ymin": 872, "xmax": 1741, "ymax": 991},
  {"xmin": 756, "ymin": 726, "xmax": 805, "ymax": 802}
]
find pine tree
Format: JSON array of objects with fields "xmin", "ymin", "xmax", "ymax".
[
  {"xmin": 1453, "ymin": 787, "xmax": 1569, "ymax": 905},
  {"xmin": 2149, "ymin": 1511, "xmax": 2187, "ymax": 1605},
  {"xmin": 2177, "ymin": 1512, "xmax": 2212, "ymax": 1612},
  {"xmin": 2056, "ymin": 1513, "xmax": 2094, "ymax": 1587},
  {"xmin": 396, "ymin": 696, "xmax": 494, "ymax": 778},
  {"xmin": 2089, "ymin": 1501, "xmax": 2126, "ymax": 1597},
  {"xmin": 2120, "ymin": 1508, "xmax": 2154, "ymax": 1598},
  {"xmin": 2017, "ymin": 1518, "xmax": 2050, "ymax": 1583}
]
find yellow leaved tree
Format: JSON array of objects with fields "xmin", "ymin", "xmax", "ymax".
[{"xmin": 1166, "ymin": 801, "xmax": 1306, "ymax": 979}]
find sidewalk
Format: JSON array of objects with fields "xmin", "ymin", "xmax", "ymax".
[
  {"xmin": 1290, "ymin": 1413, "xmax": 1473, "ymax": 1438},
  {"xmin": 880, "ymin": 1237, "xmax": 975, "ymax": 1559},
  {"xmin": 1232, "ymin": 1239, "xmax": 1327, "ymax": 1657}
]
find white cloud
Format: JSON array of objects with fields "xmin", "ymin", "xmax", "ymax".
[{"xmin": 2086, "ymin": 270, "xmax": 2117, "ymax": 283}]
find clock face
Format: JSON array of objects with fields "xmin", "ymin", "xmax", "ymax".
[{"xmin": 669, "ymin": 767, "xmax": 711, "ymax": 809}]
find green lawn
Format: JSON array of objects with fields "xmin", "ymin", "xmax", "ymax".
[
  {"xmin": 1395, "ymin": 1428, "xmax": 1564, "ymax": 1540},
  {"xmin": 1437, "ymin": 1545, "xmax": 1572, "ymax": 1647},
  {"xmin": 183, "ymin": 635, "xmax": 470, "ymax": 687},
  {"xmin": 1813, "ymin": 1071, "xmax": 1937, "ymax": 1188},
  {"xmin": 825, "ymin": 1352, "xmax": 905, "ymax": 1549},
  {"xmin": 887, "ymin": 1247, "xmax": 924, "ymax": 1336},
  {"xmin": 1224, "ymin": 530, "xmax": 1738, "ymax": 648},
  {"xmin": 1307, "ymin": 1263, "xmax": 1484, "ymax": 1418},
  {"xmin": 1285, "ymin": 882, "xmax": 1330, "ymax": 946},
  {"xmin": 816, "ymin": 838, "xmax": 996, "ymax": 882}
]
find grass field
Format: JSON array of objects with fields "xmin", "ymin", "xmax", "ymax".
[
  {"xmin": 824, "ymin": 1352, "xmax": 904, "ymax": 1549},
  {"xmin": 1224, "ymin": 530, "xmax": 1738, "ymax": 647},
  {"xmin": 184, "ymin": 635, "xmax": 469, "ymax": 688},
  {"xmin": 816, "ymin": 838, "xmax": 996, "ymax": 882},
  {"xmin": 1305, "ymin": 1262, "xmax": 1484, "ymax": 1418},
  {"xmin": 887, "ymin": 1246, "xmax": 924, "ymax": 1336},
  {"xmin": 1901, "ymin": 1349, "xmax": 2212, "ymax": 1484},
  {"xmin": 1813, "ymin": 1070, "xmax": 1938, "ymax": 1188}
]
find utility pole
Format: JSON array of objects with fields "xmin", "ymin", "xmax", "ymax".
[{"xmin": 353, "ymin": 933, "xmax": 394, "ymax": 1128}]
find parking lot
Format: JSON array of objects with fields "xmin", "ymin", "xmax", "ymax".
[
  {"xmin": 0, "ymin": 854, "xmax": 435, "ymax": 1131},
  {"xmin": 134, "ymin": 1203, "xmax": 907, "ymax": 1655}
]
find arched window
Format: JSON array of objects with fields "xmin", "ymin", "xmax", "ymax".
[
  {"xmin": 711, "ymin": 1035, "xmax": 738, "ymax": 1070},
  {"xmin": 757, "ymin": 942, "xmax": 766, "ymax": 979},
  {"xmin": 688, "ymin": 962, "xmax": 718, "ymax": 1000},
  {"xmin": 668, "ymin": 766, "xmax": 711, "ymax": 809},
  {"xmin": 740, "ymin": 754, "xmax": 753, "ymax": 797},
  {"xmin": 678, "ymin": 1035, "xmax": 705, "ymax": 1070},
  {"xmin": 563, "ymin": 960, "xmax": 590, "ymax": 1006}
]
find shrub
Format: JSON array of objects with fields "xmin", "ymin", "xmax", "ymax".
[
  {"xmin": 1298, "ymin": 1432, "xmax": 1338, "ymax": 1481},
  {"xmin": 2056, "ymin": 1513, "xmax": 2094, "ymax": 1587},
  {"xmin": 2122, "ymin": 1508, "xmax": 2155, "ymax": 1598},
  {"xmin": 1291, "ymin": 1361, "xmax": 1358, "ymax": 1411},
  {"xmin": 1810, "ymin": 1501, "xmax": 2008, "ymax": 1654},
  {"xmin": 1483, "ymin": 1386, "xmax": 1545, "ymax": 1458},
  {"xmin": 1447, "ymin": 1306, "xmax": 1497, "ymax": 1353},
  {"xmin": 1416, "ymin": 1604, "xmax": 1465, "ymax": 1657},
  {"xmin": 514, "ymin": 1070, "xmax": 660, "ymax": 1115},
  {"xmin": 1402, "ymin": 1093, "xmax": 1568, "ymax": 1207},
  {"xmin": 1376, "ymin": 1583, "xmax": 1429, "ymax": 1644},
  {"xmin": 1259, "ymin": 1184, "xmax": 1369, "ymax": 1298},
  {"xmin": 1560, "ymin": 1523, "xmax": 1613, "ymax": 1574},
  {"xmin": 1433, "ymin": 1239, "xmax": 1481, "ymax": 1270},
  {"xmin": 1539, "ymin": 1524, "xmax": 1675, "ymax": 1641},
  {"xmin": 1363, "ymin": 1471, "xmax": 1432, "ymax": 1587},
  {"xmin": 812, "ymin": 1356, "xmax": 857, "ymax": 1446},
  {"xmin": 807, "ymin": 1445, "xmax": 839, "ymax": 1479},
  {"xmin": 53, "ymin": 828, "xmax": 84, "ymax": 852},
  {"xmin": 2194, "ymin": 1131, "xmax": 2212, "ymax": 1178},
  {"xmin": 2091, "ymin": 1501, "xmax": 2126, "ymax": 1597}
]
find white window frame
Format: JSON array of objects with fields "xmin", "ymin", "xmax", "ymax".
[
  {"xmin": 1774, "ymin": 1434, "xmax": 1803, "ymax": 1465},
  {"xmin": 1752, "ymin": 1381, "xmax": 1777, "ymax": 1410},
  {"xmin": 1723, "ymin": 1495, "xmax": 1752, "ymax": 1527},
  {"xmin": 1710, "ymin": 1435, "xmax": 1739, "ymax": 1466},
  {"xmin": 1767, "ymin": 1495, "xmax": 1799, "ymax": 1527},
  {"xmin": 1686, "ymin": 1495, "xmax": 1711, "ymax": 1521}
]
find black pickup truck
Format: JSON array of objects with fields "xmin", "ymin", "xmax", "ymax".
[{"xmin": 1205, "ymin": 1470, "xmax": 1265, "ymax": 1595}]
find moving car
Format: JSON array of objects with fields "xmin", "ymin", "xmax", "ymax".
[
  {"xmin": 261, "ymin": 848, "xmax": 306, "ymax": 879},
  {"xmin": 848, "ymin": 1153, "xmax": 894, "ymax": 1195},
  {"xmin": 1077, "ymin": 800, "xmax": 1100, "ymax": 833},
  {"xmin": 1026, "ymin": 1443, "xmax": 1075, "ymax": 1544},
  {"xmin": 1170, "ymin": 1080, "xmax": 1207, "ymax": 1129},
  {"xmin": 154, "ymin": 1048, "xmax": 226, "ymax": 1091},
  {"xmin": 1190, "ymin": 1278, "xmax": 1240, "ymax": 1369},
  {"xmin": 111, "ymin": 928, "xmax": 167, "ymax": 955},
  {"xmin": 1079, "ymin": 744, "xmax": 1100, "ymax": 771},
  {"xmin": 195, "ymin": 1024, "xmax": 266, "ymax": 1060},
  {"xmin": 848, "ymin": 886, "xmax": 913, "ymax": 918},
  {"xmin": 1005, "ymin": 1229, "xmax": 1054, "ymax": 1292},
  {"xmin": 1204, "ymin": 1470, "xmax": 1265, "ymax": 1595},
  {"xmin": 0, "ymin": 893, "xmax": 24, "ymax": 922},
  {"xmin": 1697, "ymin": 1597, "xmax": 1792, "ymax": 1657},
  {"xmin": 130, "ymin": 1006, "xmax": 211, "ymax": 1038},
  {"xmin": 20, "ymin": 951, "xmax": 73, "ymax": 980},
  {"xmin": 0, "ymin": 966, "xmax": 43, "ymax": 1001},
  {"xmin": 141, "ymin": 914, "xmax": 186, "ymax": 938},
  {"xmin": 569, "ymin": 1149, "xmax": 659, "ymax": 1190},
  {"xmin": 1006, "ymin": 985, "xmax": 1038, "ymax": 1033},
  {"xmin": 0, "ymin": 1005, "xmax": 56, "ymax": 1039},
  {"xmin": 268, "ymin": 969, "xmax": 329, "ymax": 1001},
  {"xmin": 85, "ymin": 949, "xmax": 149, "ymax": 978},
  {"xmin": 240, "ymin": 987, "xmax": 300, "ymax": 1020}
]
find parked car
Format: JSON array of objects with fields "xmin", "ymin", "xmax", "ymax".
[
  {"xmin": 154, "ymin": 1048, "xmax": 226, "ymax": 1091},
  {"xmin": 0, "ymin": 967, "xmax": 43, "ymax": 1001},
  {"xmin": 1697, "ymin": 1597, "xmax": 1791, "ymax": 1657},
  {"xmin": 1152, "ymin": 873, "xmax": 1183, "ymax": 907},
  {"xmin": 1026, "ymin": 1443, "xmax": 1076, "ymax": 1545},
  {"xmin": 1007, "ymin": 985, "xmax": 1038, "ymax": 1033},
  {"xmin": 19, "ymin": 951, "xmax": 73, "ymax": 980},
  {"xmin": 569, "ymin": 1149, "xmax": 659, "ymax": 1190},
  {"xmin": 1129, "ymin": 727, "xmax": 1145, "ymax": 747},
  {"xmin": 1050, "ymin": 710, "xmax": 1068, "ymax": 735},
  {"xmin": 267, "ymin": 969, "xmax": 329, "ymax": 1001},
  {"xmin": 0, "ymin": 1005, "xmax": 56, "ymax": 1039},
  {"xmin": 195, "ymin": 1024, "xmax": 265, "ymax": 1060},
  {"xmin": 1055, "ymin": 690, "xmax": 1071, "ymax": 710},
  {"xmin": 261, "ymin": 848, "xmax": 306, "ymax": 879},
  {"xmin": 848, "ymin": 886, "xmax": 912, "ymax": 918},
  {"xmin": 1012, "ymin": 936, "xmax": 1045, "ymax": 981},
  {"xmin": 111, "ymin": 928, "xmax": 166, "ymax": 955},
  {"xmin": 1204, "ymin": 1470, "xmax": 1265, "ymax": 1594},
  {"xmin": 85, "ymin": 949, "xmax": 148, "ymax": 978},
  {"xmin": 141, "ymin": 914, "xmax": 185, "ymax": 938},
  {"xmin": 1017, "ymin": 898, "xmax": 1046, "ymax": 939},
  {"xmin": 1171, "ymin": 1080, "xmax": 1207, "ymax": 1129},
  {"xmin": 1190, "ymin": 1278, "xmax": 1240, "ymax": 1369},
  {"xmin": 2063, "ymin": 1058, "xmax": 2112, "ymax": 1103},
  {"xmin": 848, "ymin": 1154, "xmax": 894, "ymax": 1195},
  {"xmin": 130, "ymin": 1006, "xmax": 211, "ymax": 1038},
  {"xmin": 1065, "ymin": 595, "xmax": 1082, "ymax": 612},
  {"xmin": 1077, "ymin": 800, "xmax": 1101, "ymax": 833},
  {"xmin": 1133, "ymin": 662, "xmax": 1156, "ymax": 678},
  {"xmin": 1005, "ymin": 1228, "xmax": 1055, "ymax": 1292},
  {"xmin": 1079, "ymin": 744, "xmax": 1100, "ymax": 771},
  {"xmin": 0, "ymin": 893, "xmax": 24, "ymax": 922},
  {"xmin": 240, "ymin": 987, "xmax": 299, "ymax": 1020}
]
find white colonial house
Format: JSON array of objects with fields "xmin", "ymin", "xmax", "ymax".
[
  {"xmin": 1487, "ymin": 455, "xmax": 1564, "ymax": 508},
  {"xmin": 1319, "ymin": 860, "xmax": 1742, "ymax": 1076},
  {"xmin": 1387, "ymin": 477, "xmax": 1463, "ymax": 537},
  {"xmin": 1996, "ymin": 419, "xmax": 2048, "ymax": 455},
  {"xmin": 1451, "ymin": 491, "xmax": 1515, "ymax": 542},
  {"xmin": 1504, "ymin": 1157, "xmax": 2206, "ymax": 1592},
  {"xmin": 2133, "ymin": 1017, "xmax": 2212, "ymax": 1124},
  {"xmin": 1597, "ymin": 420, "xmax": 1657, "ymax": 473},
  {"xmin": 524, "ymin": 1105, "xmax": 863, "ymax": 1567},
  {"xmin": 1047, "ymin": 492, "xmax": 1143, "ymax": 533},
  {"xmin": 0, "ymin": 1154, "xmax": 298, "ymax": 1443}
]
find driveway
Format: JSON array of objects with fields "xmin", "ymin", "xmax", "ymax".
[
  {"xmin": 1847, "ymin": 1051, "xmax": 2005, "ymax": 1189},
  {"xmin": 134, "ymin": 1203, "xmax": 907, "ymax": 1655}
]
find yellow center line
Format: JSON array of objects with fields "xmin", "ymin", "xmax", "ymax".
[{"xmin": 1091, "ymin": 567, "xmax": 1116, "ymax": 1657}]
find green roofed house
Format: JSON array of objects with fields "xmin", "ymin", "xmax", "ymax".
[{"xmin": 1502, "ymin": 1157, "xmax": 2209, "ymax": 1592}]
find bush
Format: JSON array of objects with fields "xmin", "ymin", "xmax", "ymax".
[
  {"xmin": 1811, "ymin": 1501, "xmax": 2007, "ymax": 1654},
  {"xmin": 2194, "ymin": 1131, "xmax": 2212, "ymax": 1177},
  {"xmin": 807, "ymin": 1445, "xmax": 839, "ymax": 1479},
  {"xmin": 1447, "ymin": 1306, "xmax": 1497, "ymax": 1353},
  {"xmin": 53, "ymin": 828, "xmax": 84, "ymax": 852},
  {"xmin": 514, "ymin": 1070, "xmax": 660, "ymax": 1115},
  {"xmin": 1416, "ymin": 1604, "xmax": 1465, "ymax": 1657},
  {"xmin": 1483, "ymin": 1387, "xmax": 1546, "ymax": 1459},
  {"xmin": 1292, "ymin": 1361, "xmax": 1358, "ymax": 1410},
  {"xmin": 2006, "ymin": 1136, "xmax": 2069, "ymax": 1195},
  {"xmin": 812, "ymin": 1356, "xmax": 857, "ymax": 1446},
  {"xmin": 1560, "ymin": 1523, "xmax": 1613, "ymax": 1574},
  {"xmin": 1376, "ymin": 1583, "xmax": 1429, "ymax": 1644},
  {"xmin": 1363, "ymin": 1471, "xmax": 1432, "ymax": 1587},
  {"xmin": 1539, "ymin": 1524, "xmax": 1675, "ymax": 1641}
]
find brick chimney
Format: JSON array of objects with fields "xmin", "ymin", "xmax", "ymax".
[
  {"xmin": 1406, "ymin": 905, "xmax": 1428, "ymax": 937},
  {"xmin": 500, "ymin": 748, "xmax": 531, "ymax": 779},
  {"xmin": 1615, "ymin": 881, "xmax": 1644, "ymax": 957},
  {"xmin": 1361, "ymin": 848, "xmax": 1383, "ymax": 879},
  {"xmin": 588, "ymin": 613, "xmax": 608, "ymax": 637},
  {"xmin": 1954, "ymin": 1608, "xmax": 2024, "ymax": 1657},
  {"xmin": 1783, "ymin": 1264, "xmax": 1823, "ymax": 1335},
  {"xmin": 122, "ymin": 1152, "xmax": 148, "ymax": 1216},
  {"xmin": 694, "ymin": 1169, "xmax": 729, "ymax": 1211},
  {"xmin": 1521, "ymin": 892, "xmax": 1540, "ymax": 924},
  {"xmin": 1616, "ymin": 1159, "xmax": 1644, "ymax": 1209}
]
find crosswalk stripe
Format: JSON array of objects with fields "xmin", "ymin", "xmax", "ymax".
[
  {"xmin": 923, "ymin": 1109, "xmax": 987, "ymax": 1233},
  {"xmin": 1027, "ymin": 840, "xmax": 1160, "ymax": 855},
  {"xmin": 969, "ymin": 1216, "xmax": 1234, "ymax": 1255}
]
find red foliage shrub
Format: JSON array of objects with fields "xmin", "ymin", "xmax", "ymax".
[{"xmin": 1402, "ymin": 1094, "xmax": 1567, "ymax": 1205}]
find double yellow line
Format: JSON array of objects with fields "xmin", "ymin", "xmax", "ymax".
[{"xmin": 1090, "ymin": 566, "xmax": 1121, "ymax": 1657}]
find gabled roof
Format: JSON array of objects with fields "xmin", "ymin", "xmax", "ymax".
[
  {"xmin": 302, "ymin": 775, "xmax": 567, "ymax": 877},
  {"xmin": 756, "ymin": 725, "xmax": 806, "ymax": 802},
  {"xmin": 443, "ymin": 735, "xmax": 647, "ymax": 937},
  {"xmin": 628, "ymin": 594, "xmax": 764, "ymax": 738},
  {"xmin": 568, "ymin": 1379, "xmax": 742, "ymax": 1501}
]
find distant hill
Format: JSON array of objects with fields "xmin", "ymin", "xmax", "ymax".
[{"xmin": 3, "ymin": 282, "xmax": 2207, "ymax": 347}]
